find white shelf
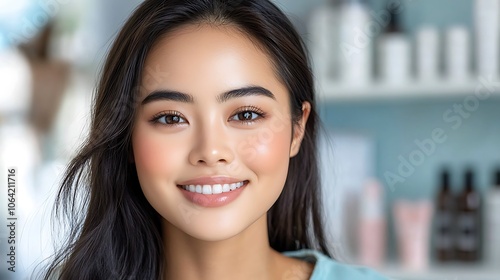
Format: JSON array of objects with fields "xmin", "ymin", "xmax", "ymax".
[
  {"xmin": 381, "ymin": 263, "xmax": 500, "ymax": 280},
  {"xmin": 316, "ymin": 78, "xmax": 500, "ymax": 102}
]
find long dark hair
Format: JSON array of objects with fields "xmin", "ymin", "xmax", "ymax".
[{"xmin": 43, "ymin": 0, "xmax": 331, "ymax": 279}]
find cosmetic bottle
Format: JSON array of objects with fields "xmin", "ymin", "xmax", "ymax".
[
  {"xmin": 434, "ymin": 169, "xmax": 455, "ymax": 262},
  {"xmin": 416, "ymin": 26, "xmax": 439, "ymax": 82},
  {"xmin": 338, "ymin": 0, "xmax": 372, "ymax": 86},
  {"xmin": 308, "ymin": 0, "xmax": 339, "ymax": 83},
  {"xmin": 485, "ymin": 169, "xmax": 500, "ymax": 264},
  {"xmin": 378, "ymin": 5, "xmax": 411, "ymax": 85},
  {"xmin": 474, "ymin": 0, "xmax": 500, "ymax": 78},
  {"xmin": 394, "ymin": 200, "xmax": 433, "ymax": 271},
  {"xmin": 456, "ymin": 169, "xmax": 482, "ymax": 262},
  {"xmin": 445, "ymin": 26, "xmax": 471, "ymax": 82},
  {"xmin": 359, "ymin": 179, "xmax": 386, "ymax": 268}
]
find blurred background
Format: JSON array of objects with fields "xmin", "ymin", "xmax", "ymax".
[{"xmin": 1, "ymin": 0, "xmax": 500, "ymax": 279}]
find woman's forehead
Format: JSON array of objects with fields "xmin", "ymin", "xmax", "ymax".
[{"xmin": 139, "ymin": 23, "xmax": 288, "ymax": 104}]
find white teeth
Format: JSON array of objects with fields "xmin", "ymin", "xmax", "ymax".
[
  {"xmin": 180, "ymin": 181, "xmax": 246, "ymax": 194},
  {"xmin": 202, "ymin": 185, "xmax": 211, "ymax": 194},
  {"xmin": 212, "ymin": 184, "xmax": 222, "ymax": 194}
]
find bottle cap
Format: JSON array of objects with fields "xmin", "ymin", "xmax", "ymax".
[
  {"xmin": 385, "ymin": 4, "xmax": 403, "ymax": 33},
  {"xmin": 441, "ymin": 169, "xmax": 450, "ymax": 191},
  {"xmin": 465, "ymin": 169, "xmax": 474, "ymax": 190}
]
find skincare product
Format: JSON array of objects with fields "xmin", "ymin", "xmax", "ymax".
[
  {"xmin": 308, "ymin": 1, "xmax": 339, "ymax": 82},
  {"xmin": 445, "ymin": 26, "xmax": 471, "ymax": 82},
  {"xmin": 338, "ymin": 0, "xmax": 372, "ymax": 85},
  {"xmin": 485, "ymin": 169, "xmax": 500, "ymax": 264},
  {"xmin": 474, "ymin": 0, "xmax": 500, "ymax": 78},
  {"xmin": 416, "ymin": 26, "xmax": 440, "ymax": 82},
  {"xmin": 456, "ymin": 169, "xmax": 482, "ymax": 262},
  {"xmin": 378, "ymin": 6, "xmax": 411, "ymax": 85},
  {"xmin": 394, "ymin": 200, "xmax": 433, "ymax": 271},
  {"xmin": 434, "ymin": 169, "xmax": 455, "ymax": 262},
  {"xmin": 359, "ymin": 179, "xmax": 386, "ymax": 268}
]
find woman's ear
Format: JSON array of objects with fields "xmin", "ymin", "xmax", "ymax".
[{"xmin": 290, "ymin": 101, "xmax": 311, "ymax": 158}]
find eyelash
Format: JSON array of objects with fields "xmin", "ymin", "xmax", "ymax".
[
  {"xmin": 149, "ymin": 110, "xmax": 186, "ymax": 126},
  {"xmin": 231, "ymin": 105, "xmax": 267, "ymax": 125},
  {"xmin": 149, "ymin": 106, "xmax": 267, "ymax": 126}
]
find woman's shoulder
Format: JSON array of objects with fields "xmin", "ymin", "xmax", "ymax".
[{"xmin": 283, "ymin": 249, "xmax": 389, "ymax": 280}]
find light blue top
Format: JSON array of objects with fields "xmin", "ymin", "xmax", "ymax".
[{"xmin": 283, "ymin": 249, "xmax": 389, "ymax": 280}]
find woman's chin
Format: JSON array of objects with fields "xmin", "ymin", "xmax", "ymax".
[{"xmin": 179, "ymin": 222, "xmax": 246, "ymax": 242}]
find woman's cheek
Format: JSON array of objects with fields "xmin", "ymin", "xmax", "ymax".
[
  {"xmin": 133, "ymin": 125, "xmax": 185, "ymax": 181},
  {"xmin": 242, "ymin": 122, "xmax": 291, "ymax": 183}
]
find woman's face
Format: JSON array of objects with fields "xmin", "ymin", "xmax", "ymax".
[{"xmin": 132, "ymin": 24, "xmax": 309, "ymax": 241}]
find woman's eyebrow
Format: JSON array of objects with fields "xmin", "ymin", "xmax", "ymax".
[
  {"xmin": 216, "ymin": 86, "xmax": 276, "ymax": 103},
  {"xmin": 141, "ymin": 86, "xmax": 276, "ymax": 105}
]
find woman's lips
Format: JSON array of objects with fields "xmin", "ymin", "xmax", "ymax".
[
  {"xmin": 177, "ymin": 176, "xmax": 246, "ymax": 186},
  {"xmin": 179, "ymin": 181, "xmax": 246, "ymax": 194},
  {"xmin": 178, "ymin": 180, "xmax": 249, "ymax": 208}
]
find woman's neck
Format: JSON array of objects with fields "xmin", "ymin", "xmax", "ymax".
[{"xmin": 161, "ymin": 215, "xmax": 313, "ymax": 280}]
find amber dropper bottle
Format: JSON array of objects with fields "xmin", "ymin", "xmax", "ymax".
[
  {"xmin": 435, "ymin": 169, "xmax": 455, "ymax": 262},
  {"xmin": 456, "ymin": 169, "xmax": 482, "ymax": 262}
]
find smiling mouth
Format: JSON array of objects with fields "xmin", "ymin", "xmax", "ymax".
[{"xmin": 177, "ymin": 180, "xmax": 249, "ymax": 195}]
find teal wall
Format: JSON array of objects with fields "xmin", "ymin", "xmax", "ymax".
[{"xmin": 318, "ymin": 98, "xmax": 500, "ymax": 199}]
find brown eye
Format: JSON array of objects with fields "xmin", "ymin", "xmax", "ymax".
[
  {"xmin": 241, "ymin": 112, "xmax": 253, "ymax": 120},
  {"xmin": 231, "ymin": 111, "xmax": 261, "ymax": 122},
  {"xmin": 166, "ymin": 115, "xmax": 181, "ymax": 124},
  {"xmin": 229, "ymin": 106, "xmax": 266, "ymax": 124},
  {"xmin": 152, "ymin": 112, "xmax": 187, "ymax": 125}
]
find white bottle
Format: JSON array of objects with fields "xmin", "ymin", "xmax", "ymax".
[
  {"xmin": 338, "ymin": 0, "xmax": 372, "ymax": 86},
  {"xmin": 485, "ymin": 170, "xmax": 500, "ymax": 264},
  {"xmin": 308, "ymin": 1, "xmax": 339, "ymax": 83},
  {"xmin": 416, "ymin": 26, "xmax": 439, "ymax": 82},
  {"xmin": 378, "ymin": 6, "xmax": 411, "ymax": 85},
  {"xmin": 445, "ymin": 26, "xmax": 471, "ymax": 82},
  {"xmin": 474, "ymin": 0, "xmax": 500, "ymax": 78}
]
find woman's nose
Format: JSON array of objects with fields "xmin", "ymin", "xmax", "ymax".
[{"xmin": 188, "ymin": 124, "xmax": 234, "ymax": 167}]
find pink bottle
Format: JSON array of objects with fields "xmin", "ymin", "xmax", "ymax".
[{"xmin": 359, "ymin": 179, "xmax": 386, "ymax": 268}]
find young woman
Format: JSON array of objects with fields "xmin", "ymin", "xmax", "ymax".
[{"xmin": 44, "ymin": 0, "xmax": 387, "ymax": 279}]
